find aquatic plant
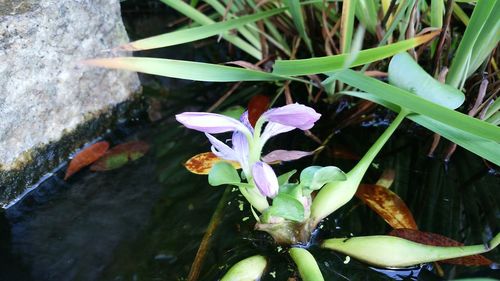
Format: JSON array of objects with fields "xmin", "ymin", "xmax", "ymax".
[
  {"xmin": 87, "ymin": 0, "xmax": 500, "ymax": 279},
  {"xmin": 176, "ymin": 98, "xmax": 499, "ymax": 280}
]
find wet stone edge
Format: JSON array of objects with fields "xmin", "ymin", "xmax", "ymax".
[{"xmin": 0, "ymin": 90, "xmax": 145, "ymax": 207}]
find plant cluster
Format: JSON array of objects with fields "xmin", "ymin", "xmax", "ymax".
[{"xmin": 87, "ymin": 0, "xmax": 499, "ymax": 279}]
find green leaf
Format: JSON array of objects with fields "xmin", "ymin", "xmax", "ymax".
[
  {"xmin": 203, "ymin": 0, "xmax": 262, "ymax": 51},
  {"xmin": 284, "ymin": 0, "xmax": 313, "ymax": 53},
  {"xmin": 310, "ymin": 166, "xmax": 347, "ymax": 190},
  {"xmin": 118, "ymin": 8, "xmax": 285, "ymax": 51},
  {"xmin": 446, "ymin": 0, "xmax": 498, "ymax": 87},
  {"xmin": 272, "ymin": 32, "xmax": 439, "ymax": 76},
  {"xmin": 208, "ymin": 162, "xmax": 241, "ymax": 186},
  {"xmin": 340, "ymin": 0, "xmax": 357, "ymax": 53},
  {"xmin": 84, "ymin": 57, "xmax": 287, "ymax": 82},
  {"xmin": 388, "ymin": 52, "xmax": 465, "ymax": 109},
  {"xmin": 334, "ymin": 69, "xmax": 500, "ymax": 142},
  {"xmin": 277, "ymin": 169, "xmax": 297, "ymax": 186},
  {"xmin": 268, "ymin": 193, "xmax": 305, "ymax": 222},
  {"xmin": 299, "ymin": 166, "xmax": 322, "ymax": 187},
  {"xmin": 341, "ymin": 91, "xmax": 500, "ymax": 166},
  {"xmin": 159, "ymin": 0, "xmax": 261, "ymax": 59},
  {"xmin": 355, "ymin": 0, "xmax": 379, "ymax": 34},
  {"xmin": 467, "ymin": 0, "xmax": 500, "ymax": 78},
  {"xmin": 279, "ymin": 183, "xmax": 302, "ymax": 198}
]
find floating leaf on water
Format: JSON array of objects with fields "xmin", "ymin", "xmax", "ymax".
[
  {"xmin": 389, "ymin": 229, "xmax": 493, "ymax": 266},
  {"xmin": 64, "ymin": 141, "xmax": 109, "ymax": 180},
  {"xmin": 184, "ymin": 152, "xmax": 241, "ymax": 175},
  {"xmin": 248, "ymin": 94, "xmax": 270, "ymax": 127},
  {"xmin": 356, "ymin": 184, "xmax": 418, "ymax": 230},
  {"xmin": 90, "ymin": 141, "xmax": 150, "ymax": 171}
]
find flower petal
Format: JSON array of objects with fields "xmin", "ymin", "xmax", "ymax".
[
  {"xmin": 260, "ymin": 121, "xmax": 295, "ymax": 144},
  {"xmin": 205, "ymin": 133, "xmax": 238, "ymax": 161},
  {"xmin": 261, "ymin": 149, "xmax": 314, "ymax": 163},
  {"xmin": 232, "ymin": 131, "xmax": 250, "ymax": 175},
  {"xmin": 252, "ymin": 162, "xmax": 279, "ymax": 198},
  {"xmin": 262, "ymin": 103, "xmax": 321, "ymax": 130},
  {"xmin": 239, "ymin": 111, "xmax": 254, "ymax": 133},
  {"xmin": 176, "ymin": 112, "xmax": 251, "ymax": 134}
]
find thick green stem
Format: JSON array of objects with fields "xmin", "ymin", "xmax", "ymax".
[
  {"xmin": 322, "ymin": 233, "xmax": 500, "ymax": 268},
  {"xmin": 220, "ymin": 255, "xmax": 267, "ymax": 281},
  {"xmin": 289, "ymin": 248, "xmax": 325, "ymax": 281},
  {"xmin": 239, "ymin": 185, "xmax": 269, "ymax": 213},
  {"xmin": 310, "ymin": 109, "xmax": 409, "ymax": 225}
]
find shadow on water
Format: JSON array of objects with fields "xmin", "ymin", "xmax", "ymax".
[{"xmin": 1, "ymin": 1, "xmax": 498, "ymax": 280}]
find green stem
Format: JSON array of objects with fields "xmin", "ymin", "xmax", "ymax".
[
  {"xmin": 220, "ymin": 255, "xmax": 267, "ymax": 281},
  {"xmin": 310, "ymin": 109, "xmax": 409, "ymax": 225},
  {"xmin": 289, "ymin": 248, "xmax": 325, "ymax": 281},
  {"xmin": 239, "ymin": 185, "xmax": 269, "ymax": 213},
  {"xmin": 322, "ymin": 233, "xmax": 500, "ymax": 268}
]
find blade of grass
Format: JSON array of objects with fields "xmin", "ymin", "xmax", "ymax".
[
  {"xmin": 355, "ymin": 0, "xmax": 379, "ymax": 34},
  {"xmin": 159, "ymin": 0, "xmax": 262, "ymax": 60},
  {"xmin": 84, "ymin": 57, "xmax": 289, "ymax": 82},
  {"xmin": 203, "ymin": 0, "xmax": 262, "ymax": 51},
  {"xmin": 118, "ymin": 8, "xmax": 286, "ymax": 51},
  {"xmin": 452, "ymin": 2, "xmax": 469, "ymax": 25},
  {"xmin": 284, "ymin": 0, "xmax": 313, "ymax": 53},
  {"xmin": 446, "ymin": 0, "xmax": 497, "ymax": 88},
  {"xmin": 340, "ymin": 0, "xmax": 357, "ymax": 53},
  {"xmin": 246, "ymin": 1, "xmax": 291, "ymax": 55},
  {"xmin": 272, "ymin": 31, "xmax": 438, "ymax": 76},
  {"xmin": 334, "ymin": 69, "xmax": 500, "ymax": 142},
  {"xmin": 467, "ymin": 0, "xmax": 500, "ymax": 77},
  {"xmin": 430, "ymin": 0, "xmax": 444, "ymax": 54},
  {"xmin": 341, "ymin": 91, "xmax": 500, "ymax": 166}
]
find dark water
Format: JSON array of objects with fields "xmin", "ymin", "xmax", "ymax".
[{"xmin": 1, "ymin": 1, "xmax": 499, "ymax": 280}]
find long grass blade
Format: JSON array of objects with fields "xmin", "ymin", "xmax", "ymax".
[
  {"xmin": 341, "ymin": 91, "xmax": 500, "ymax": 166},
  {"xmin": 284, "ymin": 0, "xmax": 313, "ymax": 53},
  {"xmin": 272, "ymin": 31, "xmax": 438, "ymax": 76},
  {"xmin": 340, "ymin": 0, "xmax": 358, "ymax": 53},
  {"xmin": 355, "ymin": 0, "xmax": 379, "ymax": 34},
  {"xmin": 159, "ymin": 0, "xmax": 262, "ymax": 60},
  {"xmin": 203, "ymin": 0, "xmax": 262, "ymax": 51},
  {"xmin": 118, "ymin": 8, "xmax": 285, "ymax": 51},
  {"xmin": 84, "ymin": 57, "xmax": 287, "ymax": 82},
  {"xmin": 446, "ymin": 0, "xmax": 497, "ymax": 88},
  {"xmin": 467, "ymin": 0, "xmax": 500, "ymax": 77},
  {"xmin": 334, "ymin": 70, "xmax": 500, "ymax": 142}
]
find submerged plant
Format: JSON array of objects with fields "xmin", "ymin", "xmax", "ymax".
[{"xmin": 176, "ymin": 97, "xmax": 498, "ymax": 280}]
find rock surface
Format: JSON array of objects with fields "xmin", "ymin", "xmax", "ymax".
[{"xmin": 0, "ymin": 0, "xmax": 141, "ymax": 204}]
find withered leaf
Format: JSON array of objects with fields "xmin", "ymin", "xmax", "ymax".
[
  {"xmin": 64, "ymin": 141, "xmax": 109, "ymax": 180},
  {"xmin": 184, "ymin": 152, "xmax": 241, "ymax": 175},
  {"xmin": 90, "ymin": 141, "xmax": 149, "ymax": 171},
  {"xmin": 356, "ymin": 184, "xmax": 418, "ymax": 230}
]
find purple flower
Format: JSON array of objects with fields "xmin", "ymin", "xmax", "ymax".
[
  {"xmin": 262, "ymin": 104, "xmax": 321, "ymax": 130},
  {"xmin": 176, "ymin": 104, "xmax": 321, "ymax": 179},
  {"xmin": 252, "ymin": 162, "xmax": 279, "ymax": 198},
  {"xmin": 176, "ymin": 112, "xmax": 251, "ymax": 135}
]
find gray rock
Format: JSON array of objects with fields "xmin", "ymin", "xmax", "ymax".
[{"xmin": 0, "ymin": 0, "xmax": 141, "ymax": 204}]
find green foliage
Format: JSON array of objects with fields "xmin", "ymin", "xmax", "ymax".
[
  {"xmin": 266, "ymin": 193, "xmax": 304, "ymax": 222},
  {"xmin": 208, "ymin": 162, "xmax": 241, "ymax": 186}
]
